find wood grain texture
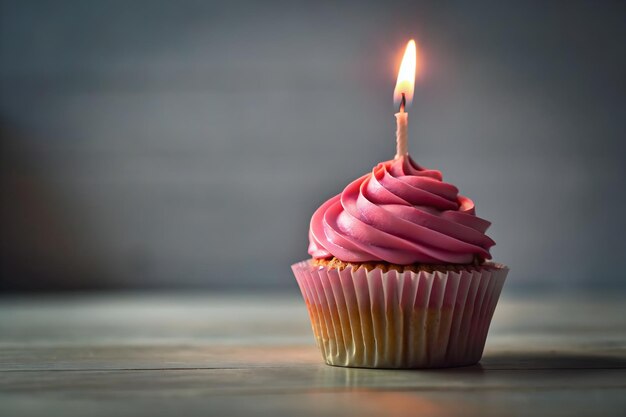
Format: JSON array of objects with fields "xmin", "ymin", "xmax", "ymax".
[{"xmin": 0, "ymin": 293, "xmax": 625, "ymax": 416}]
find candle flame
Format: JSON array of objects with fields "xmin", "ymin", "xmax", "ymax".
[{"xmin": 393, "ymin": 40, "xmax": 417, "ymax": 111}]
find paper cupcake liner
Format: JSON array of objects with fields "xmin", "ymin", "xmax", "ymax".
[{"xmin": 292, "ymin": 260, "xmax": 508, "ymax": 369}]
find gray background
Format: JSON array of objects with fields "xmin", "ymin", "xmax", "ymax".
[{"xmin": 1, "ymin": 0, "xmax": 624, "ymax": 292}]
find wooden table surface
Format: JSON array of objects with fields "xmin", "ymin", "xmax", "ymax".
[{"xmin": 1, "ymin": 292, "xmax": 625, "ymax": 417}]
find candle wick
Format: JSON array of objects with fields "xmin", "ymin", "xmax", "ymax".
[{"xmin": 399, "ymin": 93, "xmax": 406, "ymax": 113}]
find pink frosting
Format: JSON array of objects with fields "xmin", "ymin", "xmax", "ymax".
[{"xmin": 308, "ymin": 155, "xmax": 495, "ymax": 264}]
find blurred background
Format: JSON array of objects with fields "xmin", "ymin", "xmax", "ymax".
[{"xmin": 0, "ymin": 0, "xmax": 624, "ymax": 293}]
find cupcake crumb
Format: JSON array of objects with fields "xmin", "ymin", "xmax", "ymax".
[{"xmin": 311, "ymin": 257, "xmax": 490, "ymax": 273}]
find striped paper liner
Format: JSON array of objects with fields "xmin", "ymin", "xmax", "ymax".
[{"xmin": 292, "ymin": 260, "xmax": 508, "ymax": 369}]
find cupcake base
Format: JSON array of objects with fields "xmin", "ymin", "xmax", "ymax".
[{"xmin": 292, "ymin": 260, "xmax": 508, "ymax": 369}]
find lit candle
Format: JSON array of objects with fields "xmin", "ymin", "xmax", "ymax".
[{"xmin": 393, "ymin": 40, "xmax": 417, "ymax": 159}]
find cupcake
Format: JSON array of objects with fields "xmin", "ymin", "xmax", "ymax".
[{"xmin": 291, "ymin": 155, "xmax": 508, "ymax": 368}]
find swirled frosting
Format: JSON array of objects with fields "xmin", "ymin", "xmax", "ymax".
[{"xmin": 308, "ymin": 155, "xmax": 495, "ymax": 264}]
